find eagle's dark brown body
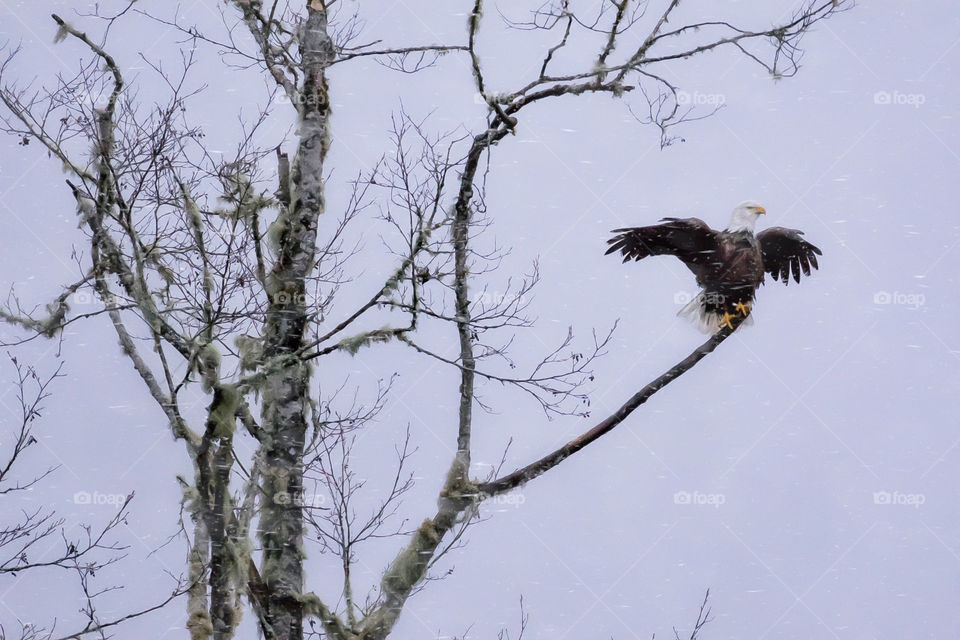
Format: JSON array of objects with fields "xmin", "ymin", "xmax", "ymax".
[
  {"xmin": 696, "ymin": 229, "xmax": 765, "ymax": 316},
  {"xmin": 606, "ymin": 214, "xmax": 821, "ymax": 331}
]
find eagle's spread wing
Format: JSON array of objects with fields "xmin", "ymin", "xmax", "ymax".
[
  {"xmin": 756, "ymin": 227, "xmax": 822, "ymax": 284},
  {"xmin": 605, "ymin": 218, "xmax": 719, "ymax": 275}
]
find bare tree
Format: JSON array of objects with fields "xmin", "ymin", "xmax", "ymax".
[
  {"xmin": 0, "ymin": 355, "xmax": 188, "ymax": 640},
  {"xmin": 0, "ymin": 1, "xmax": 849, "ymax": 638}
]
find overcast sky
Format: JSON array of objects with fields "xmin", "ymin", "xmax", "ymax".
[{"xmin": 1, "ymin": 1, "xmax": 959, "ymax": 639}]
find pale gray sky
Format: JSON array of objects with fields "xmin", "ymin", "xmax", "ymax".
[{"xmin": 1, "ymin": 1, "xmax": 958, "ymax": 639}]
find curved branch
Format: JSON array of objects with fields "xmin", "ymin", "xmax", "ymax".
[{"xmin": 478, "ymin": 314, "xmax": 747, "ymax": 496}]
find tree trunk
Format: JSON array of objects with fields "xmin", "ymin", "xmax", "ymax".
[{"xmin": 257, "ymin": 5, "xmax": 333, "ymax": 640}]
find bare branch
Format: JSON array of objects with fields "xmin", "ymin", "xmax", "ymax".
[{"xmin": 479, "ymin": 315, "xmax": 748, "ymax": 496}]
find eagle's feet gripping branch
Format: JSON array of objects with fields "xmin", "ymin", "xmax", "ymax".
[{"xmin": 720, "ymin": 301, "xmax": 752, "ymax": 330}]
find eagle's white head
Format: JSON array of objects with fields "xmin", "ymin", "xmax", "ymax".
[{"xmin": 726, "ymin": 201, "xmax": 767, "ymax": 233}]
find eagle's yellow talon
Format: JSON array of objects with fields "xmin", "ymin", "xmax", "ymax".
[
  {"xmin": 734, "ymin": 301, "xmax": 752, "ymax": 316},
  {"xmin": 719, "ymin": 311, "xmax": 736, "ymax": 329}
]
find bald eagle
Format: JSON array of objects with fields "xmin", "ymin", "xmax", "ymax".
[{"xmin": 605, "ymin": 202, "xmax": 822, "ymax": 332}]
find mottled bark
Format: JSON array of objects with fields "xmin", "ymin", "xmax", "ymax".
[
  {"xmin": 196, "ymin": 386, "xmax": 241, "ymax": 639},
  {"xmin": 256, "ymin": 5, "xmax": 334, "ymax": 640}
]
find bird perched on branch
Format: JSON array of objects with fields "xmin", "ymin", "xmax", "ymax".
[{"xmin": 605, "ymin": 201, "xmax": 822, "ymax": 332}]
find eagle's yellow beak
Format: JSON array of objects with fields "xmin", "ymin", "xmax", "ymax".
[{"xmin": 755, "ymin": 206, "xmax": 767, "ymax": 215}]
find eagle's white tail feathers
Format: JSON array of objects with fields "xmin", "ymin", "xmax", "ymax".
[
  {"xmin": 677, "ymin": 291, "xmax": 754, "ymax": 334},
  {"xmin": 677, "ymin": 292, "xmax": 716, "ymax": 333}
]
